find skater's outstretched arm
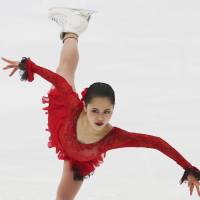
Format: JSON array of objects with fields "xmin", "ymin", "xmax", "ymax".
[
  {"xmin": 105, "ymin": 127, "xmax": 200, "ymax": 186},
  {"xmin": 1, "ymin": 57, "xmax": 80, "ymax": 106}
]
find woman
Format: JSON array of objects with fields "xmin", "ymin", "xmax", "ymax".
[{"xmin": 2, "ymin": 6, "xmax": 200, "ymax": 200}]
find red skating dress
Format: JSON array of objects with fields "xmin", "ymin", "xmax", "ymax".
[{"xmin": 18, "ymin": 57, "xmax": 200, "ymax": 183}]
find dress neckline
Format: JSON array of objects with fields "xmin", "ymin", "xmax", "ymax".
[{"xmin": 74, "ymin": 103, "xmax": 115, "ymax": 146}]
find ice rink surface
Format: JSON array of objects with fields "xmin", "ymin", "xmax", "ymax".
[{"xmin": 0, "ymin": 0, "xmax": 200, "ymax": 199}]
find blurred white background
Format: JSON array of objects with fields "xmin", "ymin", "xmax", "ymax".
[{"xmin": 0, "ymin": 0, "xmax": 200, "ymax": 199}]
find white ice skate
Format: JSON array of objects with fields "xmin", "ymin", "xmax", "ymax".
[{"xmin": 48, "ymin": 6, "xmax": 98, "ymax": 40}]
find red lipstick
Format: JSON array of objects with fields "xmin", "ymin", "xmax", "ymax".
[{"xmin": 95, "ymin": 122, "xmax": 104, "ymax": 126}]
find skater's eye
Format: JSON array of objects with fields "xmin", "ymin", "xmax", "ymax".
[
  {"xmin": 92, "ymin": 109, "xmax": 100, "ymax": 113},
  {"xmin": 92, "ymin": 109, "xmax": 111, "ymax": 114}
]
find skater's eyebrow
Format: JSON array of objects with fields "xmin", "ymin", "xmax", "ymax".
[{"xmin": 92, "ymin": 108, "xmax": 111, "ymax": 111}]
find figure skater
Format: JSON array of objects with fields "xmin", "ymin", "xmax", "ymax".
[{"xmin": 1, "ymin": 5, "xmax": 200, "ymax": 200}]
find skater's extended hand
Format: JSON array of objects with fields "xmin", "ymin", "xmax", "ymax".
[
  {"xmin": 187, "ymin": 174, "xmax": 200, "ymax": 197},
  {"xmin": 1, "ymin": 57, "xmax": 19, "ymax": 77}
]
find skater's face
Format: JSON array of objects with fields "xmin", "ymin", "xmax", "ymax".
[{"xmin": 83, "ymin": 96, "xmax": 114, "ymax": 130}]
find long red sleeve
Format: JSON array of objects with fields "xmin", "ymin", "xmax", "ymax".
[{"xmin": 105, "ymin": 127, "xmax": 200, "ymax": 184}]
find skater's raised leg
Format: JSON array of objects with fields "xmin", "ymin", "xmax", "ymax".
[
  {"xmin": 48, "ymin": 6, "xmax": 97, "ymax": 92},
  {"xmin": 56, "ymin": 33, "xmax": 79, "ymax": 92}
]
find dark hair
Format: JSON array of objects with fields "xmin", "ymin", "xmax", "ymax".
[{"xmin": 84, "ymin": 82, "xmax": 115, "ymax": 107}]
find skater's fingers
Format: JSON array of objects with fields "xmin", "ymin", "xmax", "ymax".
[
  {"xmin": 190, "ymin": 183, "xmax": 194, "ymax": 196},
  {"xmin": 195, "ymin": 185, "xmax": 200, "ymax": 196},
  {"xmin": 9, "ymin": 68, "xmax": 18, "ymax": 77},
  {"xmin": 3, "ymin": 65, "xmax": 15, "ymax": 70},
  {"xmin": 1, "ymin": 57, "xmax": 16, "ymax": 64}
]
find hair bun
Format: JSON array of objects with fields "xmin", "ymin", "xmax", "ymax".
[{"xmin": 80, "ymin": 87, "xmax": 88, "ymax": 102}]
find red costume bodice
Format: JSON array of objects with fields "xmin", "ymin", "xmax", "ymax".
[{"xmin": 18, "ymin": 57, "xmax": 200, "ymax": 183}]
